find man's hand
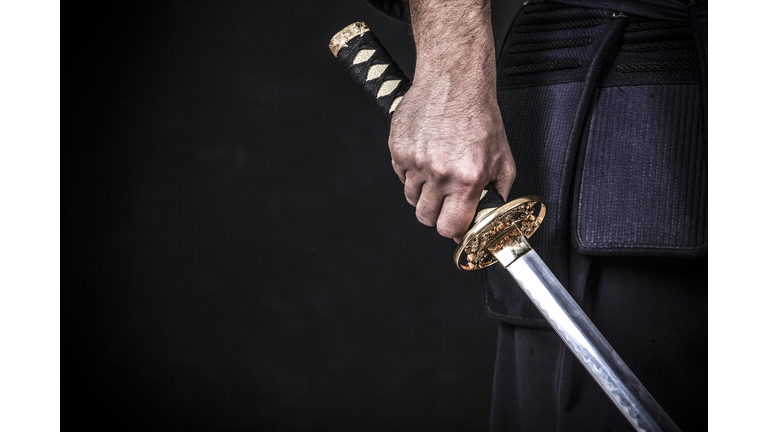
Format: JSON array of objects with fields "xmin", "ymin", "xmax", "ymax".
[{"xmin": 389, "ymin": 0, "xmax": 515, "ymax": 242}]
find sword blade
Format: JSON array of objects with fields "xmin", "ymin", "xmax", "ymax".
[{"xmin": 506, "ymin": 247, "xmax": 681, "ymax": 432}]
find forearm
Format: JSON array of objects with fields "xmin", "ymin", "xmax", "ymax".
[{"xmin": 410, "ymin": 0, "xmax": 496, "ymax": 96}]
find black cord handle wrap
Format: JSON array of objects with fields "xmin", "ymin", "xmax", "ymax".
[
  {"xmin": 336, "ymin": 30, "xmax": 411, "ymax": 125},
  {"xmin": 332, "ymin": 23, "xmax": 507, "ymax": 221}
]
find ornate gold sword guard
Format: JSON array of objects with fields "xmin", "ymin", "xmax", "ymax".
[{"xmin": 454, "ymin": 196, "xmax": 546, "ymax": 271}]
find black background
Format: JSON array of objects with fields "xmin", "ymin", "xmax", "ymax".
[{"xmin": 72, "ymin": 1, "xmax": 524, "ymax": 430}]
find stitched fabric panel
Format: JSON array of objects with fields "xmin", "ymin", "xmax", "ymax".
[
  {"xmin": 498, "ymin": 6, "xmax": 614, "ymax": 88},
  {"xmin": 574, "ymin": 85, "xmax": 707, "ymax": 255},
  {"xmin": 603, "ymin": 18, "xmax": 698, "ymax": 86}
]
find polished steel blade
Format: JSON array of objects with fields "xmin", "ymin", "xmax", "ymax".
[{"xmin": 506, "ymin": 249, "xmax": 681, "ymax": 432}]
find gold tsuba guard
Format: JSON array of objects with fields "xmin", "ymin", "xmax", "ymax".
[{"xmin": 453, "ymin": 196, "xmax": 546, "ymax": 271}]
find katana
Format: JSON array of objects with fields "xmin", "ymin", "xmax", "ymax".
[{"xmin": 329, "ymin": 22, "xmax": 681, "ymax": 432}]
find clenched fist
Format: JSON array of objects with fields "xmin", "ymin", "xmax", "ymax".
[{"xmin": 389, "ymin": 0, "xmax": 516, "ymax": 242}]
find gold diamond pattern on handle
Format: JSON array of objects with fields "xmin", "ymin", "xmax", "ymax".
[
  {"xmin": 353, "ymin": 49, "xmax": 375, "ymax": 65},
  {"xmin": 389, "ymin": 96, "xmax": 403, "ymax": 113},
  {"xmin": 377, "ymin": 80, "xmax": 401, "ymax": 98},
  {"xmin": 366, "ymin": 64, "xmax": 389, "ymax": 81}
]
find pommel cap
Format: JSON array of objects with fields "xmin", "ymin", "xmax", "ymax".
[{"xmin": 329, "ymin": 22, "xmax": 370, "ymax": 57}]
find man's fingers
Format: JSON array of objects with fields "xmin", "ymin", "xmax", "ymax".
[
  {"xmin": 414, "ymin": 183, "xmax": 443, "ymax": 227},
  {"xmin": 435, "ymin": 192, "xmax": 480, "ymax": 240},
  {"xmin": 392, "ymin": 159, "xmax": 406, "ymax": 184},
  {"xmin": 403, "ymin": 176, "xmax": 424, "ymax": 207},
  {"xmin": 493, "ymin": 157, "xmax": 516, "ymax": 201}
]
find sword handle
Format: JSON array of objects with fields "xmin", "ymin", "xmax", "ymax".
[{"xmin": 328, "ymin": 22, "xmax": 506, "ymax": 219}]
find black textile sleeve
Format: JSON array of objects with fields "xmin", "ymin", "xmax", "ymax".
[{"xmin": 366, "ymin": 0, "xmax": 410, "ymax": 23}]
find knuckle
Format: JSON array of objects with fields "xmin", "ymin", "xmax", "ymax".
[
  {"xmin": 430, "ymin": 163, "xmax": 451, "ymax": 181},
  {"xmin": 412, "ymin": 151, "xmax": 428, "ymax": 170},
  {"xmin": 456, "ymin": 168, "xmax": 483, "ymax": 187},
  {"xmin": 389, "ymin": 145, "xmax": 406, "ymax": 164}
]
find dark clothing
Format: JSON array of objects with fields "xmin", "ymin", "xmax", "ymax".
[
  {"xmin": 489, "ymin": 252, "xmax": 707, "ymax": 431},
  {"xmin": 484, "ymin": 0, "xmax": 707, "ymax": 323},
  {"xmin": 367, "ymin": 0, "xmax": 707, "ymax": 430}
]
